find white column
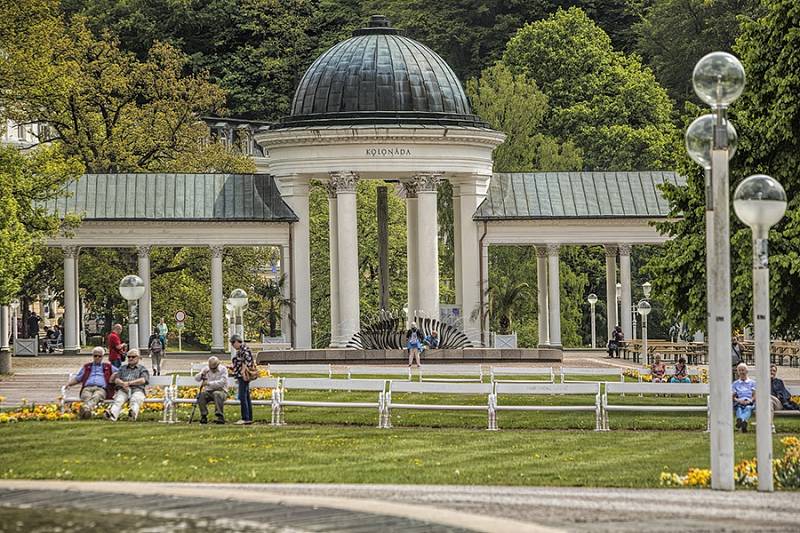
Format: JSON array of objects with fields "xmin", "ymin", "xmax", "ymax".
[
  {"xmin": 137, "ymin": 245, "xmax": 152, "ymax": 350},
  {"xmin": 280, "ymin": 244, "xmax": 291, "ymax": 343},
  {"xmin": 480, "ymin": 242, "xmax": 489, "ymax": 346},
  {"xmin": 605, "ymin": 245, "xmax": 618, "ymax": 339},
  {"xmin": 547, "ymin": 244, "xmax": 562, "ymax": 347},
  {"xmin": 62, "ymin": 246, "xmax": 79, "ymax": 354},
  {"xmin": 331, "ymin": 171, "xmax": 360, "ymax": 345},
  {"xmin": 278, "ymin": 175, "xmax": 312, "ymax": 349},
  {"xmin": 74, "ymin": 255, "xmax": 81, "ymax": 351},
  {"xmin": 452, "ymin": 185, "xmax": 463, "ymax": 307},
  {"xmin": 457, "ymin": 175, "xmax": 491, "ymax": 344},
  {"xmin": 415, "ymin": 173, "xmax": 442, "ymax": 321},
  {"xmin": 536, "ymin": 246, "xmax": 550, "ymax": 346},
  {"xmin": 327, "ymin": 182, "xmax": 341, "ymax": 345},
  {"xmin": 0, "ymin": 305, "xmax": 9, "ymax": 351},
  {"xmin": 210, "ymin": 245, "xmax": 224, "ymax": 352},
  {"xmin": 404, "ymin": 181, "xmax": 419, "ymax": 324},
  {"xmin": 619, "ymin": 244, "xmax": 633, "ymax": 343}
]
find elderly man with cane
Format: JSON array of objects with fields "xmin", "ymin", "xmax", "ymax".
[{"xmin": 193, "ymin": 356, "xmax": 228, "ymax": 424}]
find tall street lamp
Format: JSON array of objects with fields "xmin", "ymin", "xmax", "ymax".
[
  {"xmin": 587, "ymin": 294, "xmax": 598, "ymax": 348},
  {"xmin": 637, "ymin": 300, "xmax": 651, "ymax": 365},
  {"xmin": 733, "ymin": 174, "xmax": 787, "ymax": 492},
  {"xmin": 229, "ymin": 288, "xmax": 248, "ymax": 339},
  {"xmin": 119, "ymin": 275, "xmax": 146, "ymax": 351},
  {"xmin": 9, "ymin": 299, "xmax": 19, "ymax": 347},
  {"xmin": 686, "ymin": 51, "xmax": 746, "ymax": 491},
  {"xmin": 615, "ymin": 282, "xmax": 622, "ymax": 329}
]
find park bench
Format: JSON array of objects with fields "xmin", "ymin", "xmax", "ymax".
[
  {"xmin": 601, "ymin": 382, "xmax": 710, "ymax": 431},
  {"xmin": 774, "ymin": 384, "xmax": 800, "ymax": 419},
  {"xmin": 60, "ymin": 374, "xmax": 174, "ymax": 423},
  {"xmin": 273, "ymin": 377, "xmax": 388, "ymax": 427},
  {"xmin": 418, "ymin": 364, "xmax": 483, "ymax": 382},
  {"xmin": 638, "ymin": 366, "xmax": 701, "ymax": 382},
  {"xmin": 189, "ymin": 362, "xmax": 206, "ymax": 376},
  {"xmin": 268, "ymin": 364, "xmax": 332, "ymax": 378},
  {"xmin": 346, "ymin": 366, "xmax": 412, "ymax": 380},
  {"xmin": 560, "ymin": 367, "xmax": 624, "ymax": 383},
  {"xmin": 168, "ymin": 375, "xmax": 279, "ymax": 422},
  {"xmin": 383, "ymin": 381, "xmax": 494, "ymax": 429},
  {"xmin": 489, "ymin": 366, "xmax": 554, "ymax": 383},
  {"xmin": 490, "ymin": 382, "xmax": 602, "ymax": 431}
]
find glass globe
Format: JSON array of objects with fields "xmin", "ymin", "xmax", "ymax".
[
  {"xmin": 685, "ymin": 114, "xmax": 737, "ymax": 169},
  {"xmin": 733, "ymin": 174, "xmax": 787, "ymax": 231},
  {"xmin": 642, "ymin": 282, "xmax": 652, "ymax": 299},
  {"xmin": 9, "ymin": 298, "xmax": 19, "ymax": 310},
  {"xmin": 229, "ymin": 288, "xmax": 248, "ymax": 309},
  {"xmin": 637, "ymin": 300, "xmax": 652, "ymax": 317},
  {"xmin": 615, "ymin": 282, "xmax": 621, "ymax": 299},
  {"xmin": 692, "ymin": 52, "xmax": 746, "ymax": 108},
  {"xmin": 119, "ymin": 275, "xmax": 146, "ymax": 301},
  {"xmin": 587, "ymin": 293, "xmax": 598, "ymax": 305}
]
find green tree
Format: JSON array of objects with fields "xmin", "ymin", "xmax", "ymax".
[
  {"xmin": 632, "ymin": 0, "xmax": 761, "ymax": 106},
  {"xmin": 502, "ymin": 7, "xmax": 679, "ymax": 171},
  {"xmin": 466, "ymin": 63, "xmax": 582, "ymax": 171}
]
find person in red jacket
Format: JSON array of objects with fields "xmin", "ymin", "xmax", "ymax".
[
  {"xmin": 107, "ymin": 324, "xmax": 126, "ymax": 369},
  {"xmin": 66, "ymin": 347, "xmax": 115, "ymax": 418}
]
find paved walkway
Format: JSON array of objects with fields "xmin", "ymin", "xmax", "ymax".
[{"xmin": 0, "ymin": 481, "xmax": 797, "ymax": 532}]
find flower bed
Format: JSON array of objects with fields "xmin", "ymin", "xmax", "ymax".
[
  {"xmin": 660, "ymin": 436, "xmax": 800, "ymax": 489},
  {"xmin": 0, "ymin": 401, "xmax": 77, "ymax": 423},
  {"xmin": 623, "ymin": 368, "xmax": 708, "ymax": 383}
]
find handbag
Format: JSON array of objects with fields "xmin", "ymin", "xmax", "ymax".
[{"xmin": 242, "ymin": 363, "xmax": 259, "ymax": 382}]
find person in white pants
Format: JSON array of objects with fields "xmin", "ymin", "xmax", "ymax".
[{"xmin": 106, "ymin": 349, "xmax": 150, "ymax": 421}]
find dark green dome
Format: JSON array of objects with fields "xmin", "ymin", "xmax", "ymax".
[{"xmin": 274, "ymin": 16, "xmax": 487, "ymax": 129}]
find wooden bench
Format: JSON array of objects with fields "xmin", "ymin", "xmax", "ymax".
[
  {"xmin": 489, "ymin": 366, "xmax": 554, "ymax": 383},
  {"xmin": 274, "ymin": 378, "xmax": 387, "ymax": 427},
  {"xmin": 490, "ymin": 382, "xmax": 602, "ymax": 431},
  {"xmin": 601, "ymin": 382, "xmax": 710, "ymax": 431},
  {"xmin": 418, "ymin": 364, "xmax": 483, "ymax": 382},
  {"xmin": 560, "ymin": 367, "xmax": 623, "ymax": 383},
  {"xmin": 774, "ymin": 384, "xmax": 800, "ymax": 418},
  {"xmin": 61, "ymin": 374, "xmax": 174, "ymax": 423},
  {"xmin": 383, "ymin": 381, "xmax": 493, "ymax": 429},
  {"xmin": 169, "ymin": 376, "xmax": 279, "ymax": 422},
  {"xmin": 638, "ymin": 366, "xmax": 701, "ymax": 382}
]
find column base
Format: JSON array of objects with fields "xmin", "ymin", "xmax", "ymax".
[
  {"xmin": 537, "ymin": 344, "xmax": 551, "ymax": 349},
  {"xmin": 63, "ymin": 348, "xmax": 80, "ymax": 355},
  {"xmin": 211, "ymin": 347, "xmax": 226, "ymax": 354}
]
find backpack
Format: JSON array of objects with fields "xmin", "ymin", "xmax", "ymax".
[{"xmin": 149, "ymin": 337, "xmax": 162, "ymax": 354}]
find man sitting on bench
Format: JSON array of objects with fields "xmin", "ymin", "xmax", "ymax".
[
  {"xmin": 195, "ymin": 356, "xmax": 229, "ymax": 424},
  {"xmin": 106, "ymin": 349, "xmax": 149, "ymax": 421},
  {"xmin": 66, "ymin": 346, "xmax": 115, "ymax": 419},
  {"xmin": 771, "ymin": 365, "xmax": 800, "ymax": 412}
]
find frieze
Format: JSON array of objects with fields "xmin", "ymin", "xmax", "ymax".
[{"xmin": 365, "ymin": 147, "xmax": 412, "ymax": 157}]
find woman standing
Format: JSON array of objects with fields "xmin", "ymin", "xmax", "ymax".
[
  {"xmin": 230, "ymin": 334, "xmax": 255, "ymax": 425},
  {"xmin": 406, "ymin": 322, "xmax": 423, "ymax": 367},
  {"xmin": 147, "ymin": 327, "xmax": 165, "ymax": 376}
]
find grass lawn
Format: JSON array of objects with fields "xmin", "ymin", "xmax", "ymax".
[{"xmin": 0, "ymin": 417, "xmax": 796, "ymax": 487}]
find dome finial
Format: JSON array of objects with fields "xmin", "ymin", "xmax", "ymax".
[{"xmin": 368, "ymin": 15, "xmax": 390, "ymax": 28}]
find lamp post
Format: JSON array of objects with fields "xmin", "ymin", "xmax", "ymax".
[
  {"xmin": 685, "ymin": 51, "xmax": 745, "ymax": 491},
  {"xmin": 225, "ymin": 300, "xmax": 234, "ymax": 357},
  {"xmin": 587, "ymin": 294, "xmax": 598, "ymax": 348},
  {"xmin": 119, "ymin": 275, "xmax": 146, "ymax": 351},
  {"xmin": 229, "ymin": 288, "xmax": 248, "ymax": 340},
  {"xmin": 638, "ymin": 300, "xmax": 651, "ymax": 365},
  {"xmin": 733, "ymin": 174, "xmax": 787, "ymax": 492},
  {"xmin": 9, "ymin": 299, "xmax": 19, "ymax": 347},
  {"xmin": 615, "ymin": 282, "xmax": 622, "ymax": 329}
]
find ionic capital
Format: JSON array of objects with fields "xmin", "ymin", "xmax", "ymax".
[
  {"xmin": 136, "ymin": 245, "xmax": 152, "ymax": 258},
  {"xmin": 535, "ymin": 246, "xmax": 549, "ymax": 258},
  {"xmin": 401, "ymin": 180, "xmax": 418, "ymax": 199},
  {"xmin": 604, "ymin": 244, "xmax": 618, "ymax": 258},
  {"xmin": 210, "ymin": 245, "xmax": 225, "ymax": 259},
  {"xmin": 546, "ymin": 243, "xmax": 560, "ymax": 256},
  {"xmin": 329, "ymin": 171, "xmax": 359, "ymax": 193},
  {"xmin": 618, "ymin": 244, "xmax": 632, "ymax": 256}
]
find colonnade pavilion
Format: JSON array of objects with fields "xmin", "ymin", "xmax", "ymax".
[{"xmin": 0, "ymin": 16, "xmax": 683, "ymax": 354}]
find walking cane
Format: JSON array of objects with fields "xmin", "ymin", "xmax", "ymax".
[{"xmin": 188, "ymin": 380, "xmax": 205, "ymax": 424}]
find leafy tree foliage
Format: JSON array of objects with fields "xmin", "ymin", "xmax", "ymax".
[{"xmin": 502, "ymin": 7, "xmax": 679, "ymax": 171}]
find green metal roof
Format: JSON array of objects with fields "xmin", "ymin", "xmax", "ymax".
[
  {"xmin": 474, "ymin": 172, "xmax": 685, "ymax": 220},
  {"xmin": 44, "ymin": 174, "xmax": 298, "ymax": 222}
]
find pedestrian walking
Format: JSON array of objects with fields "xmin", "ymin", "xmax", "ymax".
[
  {"xmin": 157, "ymin": 318, "xmax": 168, "ymax": 349},
  {"xmin": 147, "ymin": 328, "xmax": 165, "ymax": 376},
  {"xmin": 406, "ymin": 322, "xmax": 423, "ymax": 367},
  {"xmin": 26, "ymin": 311, "xmax": 41, "ymax": 339}
]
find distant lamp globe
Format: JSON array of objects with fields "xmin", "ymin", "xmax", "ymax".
[
  {"xmin": 587, "ymin": 293, "xmax": 598, "ymax": 305},
  {"xmin": 692, "ymin": 52, "xmax": 746, "ymax": 108},
  {"xmin": 118, "ymin": 275, "xmax": 146, "ymax": 302},
  {"xmin": 733, "ymin": 174, "xmax": 787, "ymax": 237},
  {"xmin": 229, "ymin": 288, "xmax": 248, "ymax": 310},
  {"xmin": 685, "ymin": 114, "xmax": 737, "ymax": 169},
  {"xmin": 642, "ymin": 282, "xmax": 652, "ymax": 299}
]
